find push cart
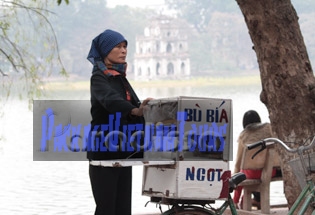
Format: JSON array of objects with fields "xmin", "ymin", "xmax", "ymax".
[{"xmin": 140, "ymin": 96, "xmax": 243, "ymax": 215}]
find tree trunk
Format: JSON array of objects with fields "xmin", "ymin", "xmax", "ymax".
[{"xmin": 235, "ymin": 0, "xmax": 315, "ymax": 211}]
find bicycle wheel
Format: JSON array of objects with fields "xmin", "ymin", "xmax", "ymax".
[{"xmin": 164, "ymin": 206, "xmax": 214, "ymax": 215}]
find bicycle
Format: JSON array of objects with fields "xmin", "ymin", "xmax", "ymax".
[
  {"xmin": 145, "ymin": 172, "xmax": 246, "ymax": 215},
  {"xmin": 247, "ymin": 135, "xmax": 315, "ymax": 215}
]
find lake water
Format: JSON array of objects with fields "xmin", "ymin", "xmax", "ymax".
[{"xmin": 0, "ymin": 81, "xmax": 286, "ymax": 214}]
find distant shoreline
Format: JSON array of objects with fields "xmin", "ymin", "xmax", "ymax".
[{"xmin": 42, "ymin": 75, "xmax": 261, "ymax": 91}]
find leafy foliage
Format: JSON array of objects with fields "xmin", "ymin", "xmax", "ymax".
[
  {"xmin": 165, "ymin": 0, "xmax": 237, "ymax": 32},
  {"xmin": 47, "ymin": 2, "xmax": 153, "ymax": 77},
  {"xmin": 0, "ymin": 0, "xmax": 67, "ymax": 107},
  {"xmin": 57, "ymin": 0, "xmax": 69, "ymax": 6},
  {"xmin": 163, "ymin": 0, "xmax": 257, "ymax": 74},
  {"xmin": 164, "ymin": 0, "xmax": 315, "ymax": 74}
]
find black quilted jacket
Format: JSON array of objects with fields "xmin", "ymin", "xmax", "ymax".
[{"xmin": 87, "ymin": 66, "xmax": 144, "ymax": 160}]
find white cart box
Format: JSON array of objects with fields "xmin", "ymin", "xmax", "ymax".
[
  {"xmin": 142, "ymin": 96, "xmax": 233, "ymax": 200},
  {"xmin": 142, "ymin": 161, "xmax": 231, "ymax": 200}
]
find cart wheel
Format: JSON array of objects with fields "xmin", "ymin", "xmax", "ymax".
[{"xmin": 163, "ymin": 206, "xmax": 214, "ymax": 215}]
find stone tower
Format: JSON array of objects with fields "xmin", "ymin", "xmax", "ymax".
[{"xmin": 133, "ymin": 16, "xmax": 191, "ymax": 80}]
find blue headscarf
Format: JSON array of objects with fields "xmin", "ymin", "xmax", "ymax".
[{"xmin": 87, "ymin": 29, "xmax": 128, "ymax": 66}]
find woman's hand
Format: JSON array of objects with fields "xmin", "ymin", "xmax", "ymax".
[{"xmin": 131, "ymin": 97, "xmax": 153, "ymax": 116}]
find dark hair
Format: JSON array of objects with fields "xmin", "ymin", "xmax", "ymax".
[{"xmin": 242, "ymin": 110, "xmax": 261, "ymax": 129}]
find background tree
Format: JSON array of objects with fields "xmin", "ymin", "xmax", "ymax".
[
  {"xmin": 235, "ymin": 0, "xmax": 315, "ymax": 209},
  {"xmin": 165, "ymin": 0, "xmax": 255, "ymax": 74},
  {"xmin": 165, "ymin": 0, "xmax": 236, "ymax": 32},
  {"xmin": 0, "ymin": 0, "xmax": 155, "ymax": 109},
  {"xmin": 0, "ymin": 0, "xmax": 68, "ymax": 109},
  {"xmin": 48, "ymin": 2, "xmax": 154, "ymax": 77},
  {"xmin": 165, "ymin": 0, "xmax": 315, "ymax": 76}
]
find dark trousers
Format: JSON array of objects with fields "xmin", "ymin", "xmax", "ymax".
[{"xmin": 89, "ymin": 165, "xmax": 132, "ymax": 215}]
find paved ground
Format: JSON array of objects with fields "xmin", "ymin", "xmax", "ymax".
[
  {"xmin": 224, "ymin": 207, "xmax": 288, "ymax": 215},
  {"xmin": 134, "ymin": 206, "xmax": 289, "ymax": 215}
]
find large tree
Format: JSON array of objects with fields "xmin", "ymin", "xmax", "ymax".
[
  {"xmin": 166, "ymin": 0, "xmax": 315, "ymax": 211},
  {"xmin": 236, "ymin": 0, "xmax": 315, "ymax": 211}
]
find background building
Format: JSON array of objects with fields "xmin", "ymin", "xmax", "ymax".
[{"xmin": 133, "ymin": 16, "xmax": 191, "ymax": 80}]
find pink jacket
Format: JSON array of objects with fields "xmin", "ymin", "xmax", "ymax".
[{"xmin": 234, "ymin": 123, "xmax": 280, "ymax": 173}]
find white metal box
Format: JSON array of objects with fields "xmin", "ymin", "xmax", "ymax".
[{"xmin": 142, "ymin": 96, "xmax": 233, "ymax": 200}]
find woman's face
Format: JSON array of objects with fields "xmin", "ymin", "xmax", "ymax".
[{"xmin": 104, "ymin": 41, "xmax": 127, "ymax": 64}]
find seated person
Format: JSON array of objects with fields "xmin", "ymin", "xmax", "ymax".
[{"xmin": 233, "ymin": 110, "xmax": 281, "ymax": 209}]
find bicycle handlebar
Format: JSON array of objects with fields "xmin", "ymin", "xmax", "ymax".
[
  {"xmin": 247, "ymin": 140, "xmax": 265, "ymax": 150},
  {"xmin": 247, "ymin": 136, "xmax": 315, "ymax": 158}
]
